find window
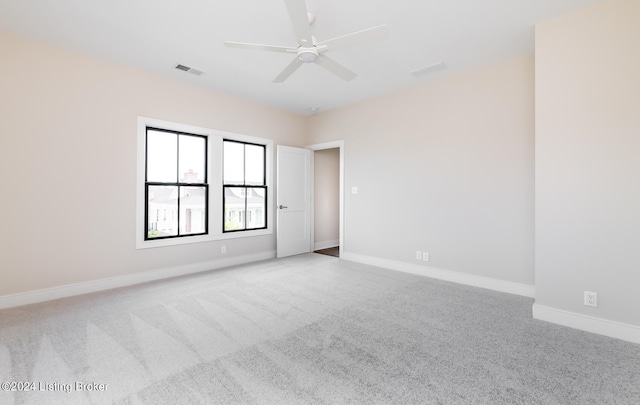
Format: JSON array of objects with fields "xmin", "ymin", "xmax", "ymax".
[
  {"xmin": 137, "ymin": 117, "xmax": 273, "ymax": 249},
  {"xmin": 223, "ymin": 140, "xmax": 267, "ymax": 232},
  {"xmin": 145, "ymin": 128, "xmax": 208, "ymax": 240}
]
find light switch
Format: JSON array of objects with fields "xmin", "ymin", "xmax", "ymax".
[{"xmin": 351, "ymin": 186, "xmax": 359, "ymax": 194}]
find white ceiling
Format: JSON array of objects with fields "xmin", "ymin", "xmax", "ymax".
[{"xmin": 0, "ymin": 0, "xmax": 601, "ymax": 116}]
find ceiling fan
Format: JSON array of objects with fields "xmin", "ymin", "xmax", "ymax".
[{"xmin": 224, "ymin": 0, "xmax": 389, "ymax": 83}]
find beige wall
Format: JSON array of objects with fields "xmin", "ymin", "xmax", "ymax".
[
  {"xmin": 308, "ymin": 54, "xmax": 535, "ymax": 285},
  {"xmin": 535, "ymin": 0, "xmax": 640, "ymax": 326},
  {"xmin": 313, "ymin": 148, "xmax": 340, "ymax": 248},
  {"xmin": 0, "ymin": 32, "xmax": 306, "ymax": 297}
]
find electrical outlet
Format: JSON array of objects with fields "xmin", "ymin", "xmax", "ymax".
[
  {"xmin": 221, "ymin": 245, "xmax": 227, "ymax": 254},
  {"xmin": 422, "ymin": 252, "xmax": 430, "ymax": 262},
  {"xmin": 584, "ymin": 291, "xmax": 598, "ymax": 307},
  {"xmin": 416, "ymin": 250, "xmax": 422, "ymax": 260}
]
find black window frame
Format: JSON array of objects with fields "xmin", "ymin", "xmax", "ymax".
[
  {"xmin": 144, "ymin": 127, "xmax": 209, "ymax": 240},
  {"xmin": 223, "ymin": 139, "xmax": 267, "ymax": 233}
]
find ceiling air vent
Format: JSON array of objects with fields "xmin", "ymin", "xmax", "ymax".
[
  {"xmin": 174, "ymin": 64, "xmax": 204, "ymax": 76},
  {"xmin": 410, "ymin": 62, "xmax": 447, "ymax": 78}
]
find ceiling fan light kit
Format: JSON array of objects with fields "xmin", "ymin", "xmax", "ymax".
[
  {"xmin": 297, "ymin": 47, "xmax": 318, "ymax": 63},
  {"xmin": 223, "ymin": 0, "xmax": 388, "ymax": 83}
]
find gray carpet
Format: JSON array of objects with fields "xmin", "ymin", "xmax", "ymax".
[{"xmin": 0, "ymin": 254, "xmax": 639, "ymax": 404}]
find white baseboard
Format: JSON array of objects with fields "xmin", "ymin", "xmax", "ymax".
[
  {"xmin": 341, "ymin": 252, "xmax": 535, "ymax": 298},
  {"xmin": 0, "ymin": 251, "xmax": 276, "ymax": 310},
  {"xmin": 533, "ymin": 304, "xmax": 640, "ymax": 344},
  {"xmin": 314, "ymin": 239, "xmax": 339, "ymax": 251}
]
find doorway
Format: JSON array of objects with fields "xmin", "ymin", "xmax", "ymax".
[{"xmin": 309, "ymin": 141, "xmax": 343, "ymax": 258}]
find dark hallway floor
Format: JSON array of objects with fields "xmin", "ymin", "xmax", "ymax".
[{"xmin": 314, "ymin": 246, "xmax": 339, "ymax": 258}]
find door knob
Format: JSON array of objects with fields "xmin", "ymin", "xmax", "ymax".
[{"xmin": 279, "ymin": 205, "xmax": 288, "ymax": 209}]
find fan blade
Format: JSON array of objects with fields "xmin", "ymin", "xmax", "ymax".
[
  {"xmin": 273, "ymin": 57, "xmax": 304, "ymax": 83},
  {"xmin": 224, "ymin": 41, "xmax": 294, "ymax": 53},
  {"xmin": 316, "ymin": 24, "xmax": 389, "ymax": 50},
  {"xmin": 316, "ymin": 55, "xmax": 357, "ymax": 81},
  {"xmin": 284, "ymin": 0, "xmax": 313, "ymax": 46}
]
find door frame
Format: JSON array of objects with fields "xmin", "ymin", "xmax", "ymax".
[{"xmin": 307, "ymin": 140, "xmax": 344, "ymax": 257}]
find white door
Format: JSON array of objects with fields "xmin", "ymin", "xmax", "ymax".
[{"xmin": 277, "ymin": 145, "xmax": 311, "ymax": 258}]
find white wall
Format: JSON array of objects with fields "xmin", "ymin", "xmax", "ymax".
[
  {"xmin": 534, "ymin": 0, "xmax": 640, "ymax": 331},
  {"xmin": 308, "ymin": 55, "xmax": 535, "ymax": 287},
  {"xmin": 313, "ymin": 148, "xmax": 340, "ymax": 249},
  {"xmin": 0, "ymin": 32, "xmax": 306, "ymax": 299}
]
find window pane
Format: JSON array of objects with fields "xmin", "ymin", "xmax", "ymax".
[
  {"xmin": 224, "ymin": 141, "xmax": 244, "ymax": 184},
  {"xmin": 179, "ymin": 135, "xmax": 206, "ymax": 183},
  {"xmin": 147, "ymin": 185, "xmax": 178, "ymax": 238},
  {"xmin": 147, "ymin": 130, "xmax": 177, "ymax": 182},
  {"xmin": 180, "ymin": 186, "xmax": 206, "ymax": 235},
  {"xmin": 246, "ymin": 187, "xmax": 266, "ymax": 229},
  {"xmin": 224, "ymin": 187, "xmax": 245, "ymax": 231},
  {"xmin": 245, "ymin": 144, "xmax": 265, "ymax": 185}
]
